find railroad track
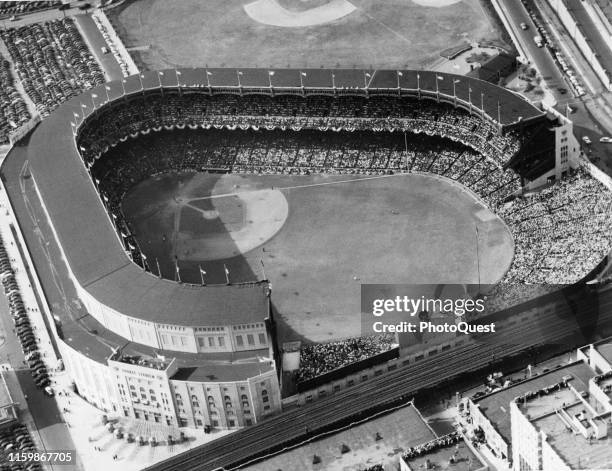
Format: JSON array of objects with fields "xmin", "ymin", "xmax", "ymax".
[{"xmin": 146, "ymin": 287, "xmax": 612, "ymax": 471}]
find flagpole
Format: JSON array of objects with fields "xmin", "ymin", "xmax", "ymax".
[
  {"xmin": 468, "ymin": 83, "xmax": 472, "ymax": 113},
  {"xmin": 480, "ymin": 92, "xmax": 485, "ymax": 118},
  {"xmin": 224, "ymin": 264, "xmax": 230, "ymax": 285},
  {"xmin": 175, "ymin": 259, "xmax": 181, "ymax": 283},
  {"xmin": 140, "ymin": 254, "xmax": 147, "ymax": 271},
  {"xmin": 199, "ymin": 264, "xmax": 206, "ymax": 286},
  {"xmin": 268, "ymin": 71, "xmax": 273, "ymax": 88},
  {"xmin": 156, "ymin": 258, "xmax": 162, "ymax": 278}
]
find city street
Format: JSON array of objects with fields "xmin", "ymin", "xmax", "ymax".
[
  {"xmin": 0, "ymin": 193, "xmax": 82, "ymax": 470},
  {"xmin": 498, "ymin": 0, "xmax": 568, "ymax": 102}
]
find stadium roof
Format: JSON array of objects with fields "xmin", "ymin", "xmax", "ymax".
[
  {"xmin": 128, "ymin": 67, "xmax": 543, "ymax": 127},
  {"xmin": 3, "ymin": 68, "xmax": 542, "ymax": 329}
]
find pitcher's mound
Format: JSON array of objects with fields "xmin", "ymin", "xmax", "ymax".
[{"xmin": 244, "ymin": 0, "xmax": 357, "ymax": 27}]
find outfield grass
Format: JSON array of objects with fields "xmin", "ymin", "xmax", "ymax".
[
  {"xmin": 108, "ymin": 0, "xmax": 506, "ymax": 71},
  {"xmin": 122, "ymin": 172, "xmax": 513, "ymax": 344}
]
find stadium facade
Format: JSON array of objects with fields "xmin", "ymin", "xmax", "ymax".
[{"xmin": 1, "ymin": 68, "xmax": 583, "ymax": 431}]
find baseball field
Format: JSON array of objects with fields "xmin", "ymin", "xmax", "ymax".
[
  {"xmin": 122, "ymin": 171, "xmax": 514, "ymax": 343},
  {"xmin": 108, "ymin": 0, "xmax": 506, "ymax": 71}
]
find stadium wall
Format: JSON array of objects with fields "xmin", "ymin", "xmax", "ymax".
[
  {"xmin": 59, "ymin": 339, "xmax": 120, "ymax": 412},
  {"xmin": 33, "ymin": 167, "xmax": 270, "ymax": 354}
]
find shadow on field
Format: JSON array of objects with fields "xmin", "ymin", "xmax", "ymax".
[{"xmin": 122, "ymin": 168, "xmax": 261, "ymax": 285}]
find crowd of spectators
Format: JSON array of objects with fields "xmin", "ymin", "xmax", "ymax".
[
  {"xmin": 296, "ymin": 335, "xmax": 396, "ymax": 382},
  {"xmin": 0, "ymin": 1, "xmax": 59, "ymax": 16},
  {"xmin": 0, "ymin": 18, "xmax": 104, "ymax": 118},
  {"xmin": 77, "ymin": 94, "xmax": 524, "ymax": 170},
  {"xmin": 0, "ymin": 423, "xmax": 42, "ymax": 471},
  {"xmin": 74, "ymin": 91, "xmax": 612, "ymax": 380},
  {"xmin": 0, "ymin": 57, "xmax": 30, "ymax": 144},
  {"xmin": 499, "ymin": 168, "xmax": 612, "ymax": 284},
  {"xmin": 401, "ymin": 432, "xmax": 460, "ymax": 461}
]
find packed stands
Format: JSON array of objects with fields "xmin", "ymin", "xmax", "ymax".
[
  {"xmin": 0, "ymin": 57, "xmax": 29, "ymax": 144},
  {"xmin": 88, "ymin": 119, "xmax": 612, "ymax": 290},
  {"xmin": 0, "ymin": 18, "xmax": 104, "ymax": 118},
  {"xmin": 74, "ymin": 90, "xmax": 612, "ymax": 383},
  {"xmin": 296, "ymin": 335, "xmax": 396, "ymax": 382},
  {"xmin": 78, "ymin": 94, "xmax": 525, "ymax": 171},
  {"xmin": 0, "ymin": 1, "xmax": 60, "ymax": 16}
]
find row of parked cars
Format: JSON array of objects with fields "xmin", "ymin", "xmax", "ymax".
[
  {"xmin": 93, "ymin": 13, "xmax": 132, "ymax": 77},
  {"xmin": 0, "ymin": 18, "xmax": 104, "ymax": 118},
  {"xmin": 0, "ymin": 423, "xmax": 41, "ymax": 471},
  {"xmin": 0, "ymin": 58, "xmax": 30, "ymax": 145},
  {"xmin": 521, "ymin": 0, "xmax": 586, "ymax": 97},
  {"xmin": 0, "ymin": 236, "xmax": 51, "ymax": 394},
  {"xmin": 0, "ymin": 1, "xmax": 60, "ymax": 17}
]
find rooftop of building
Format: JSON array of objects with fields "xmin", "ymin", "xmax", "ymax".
[
  {"xmin": 593, "ymin": 0, "xmax": 612, "ymax": 28},
  {"xmin": 596, "ymin": 375, "xmax": 612, "ymax": 401},
  {"xmin": 473, "ymin": 361, "xmax": 594, "ymax": 446},
  {"xmin": 243, "ymin": 403, "xmax": 436, "ymax": 471},
  {"xmin": 594, "ymin": 340, "xmax": 612, "ymax": 366},
  {"xmin": 563, "ymin": 0, "xmax": 612, "ymax": 78},
  {"xmin": 171, "ymin": 361, "xmax": 275, "ymax": 383},
  {"xmin": 402, "ymin": 438, "xmax": 482, "ymax": 471},
  {"xmin": 532, "ymin": 403, "xmax": 612, "ymax": 470}
]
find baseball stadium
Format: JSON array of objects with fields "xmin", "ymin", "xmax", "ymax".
[{"xmin": 1, "ymin": 2, "xmax": 612, "ymax": 469}]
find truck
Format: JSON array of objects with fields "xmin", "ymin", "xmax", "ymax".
[{"xmin": 534, "ymin": 35, "xmax": 543, "ymax": 47}]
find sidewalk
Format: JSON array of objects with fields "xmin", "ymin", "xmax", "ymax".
[{"xmin": 51, "ymin": 369, "xmax": 233, "ymax": 471}]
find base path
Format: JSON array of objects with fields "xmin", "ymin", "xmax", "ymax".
[
  {"xmin": 243, "ymin": 0, "xmax": 357, "ymax": 27},
  {"xmin": 175, "ymin": 189, "xmax": 288, "ymax": 262}
]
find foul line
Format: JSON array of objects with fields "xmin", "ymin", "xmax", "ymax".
[{"xmin": 189, "ymin": 172, "xmax": 411, "ymax": 201}]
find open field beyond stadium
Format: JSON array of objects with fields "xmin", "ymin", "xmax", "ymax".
[
  {"xmin": 122, "ymin": 172, "xmax": 514, "ymax": 343},
  {"xmin": 108, "ymin": 0, "xmax": 504, "ymax": 71}
]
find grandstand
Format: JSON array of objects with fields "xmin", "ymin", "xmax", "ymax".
[{"xmin": 3, "ymin": 67, "xmax": 612, "ymax": 433}]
